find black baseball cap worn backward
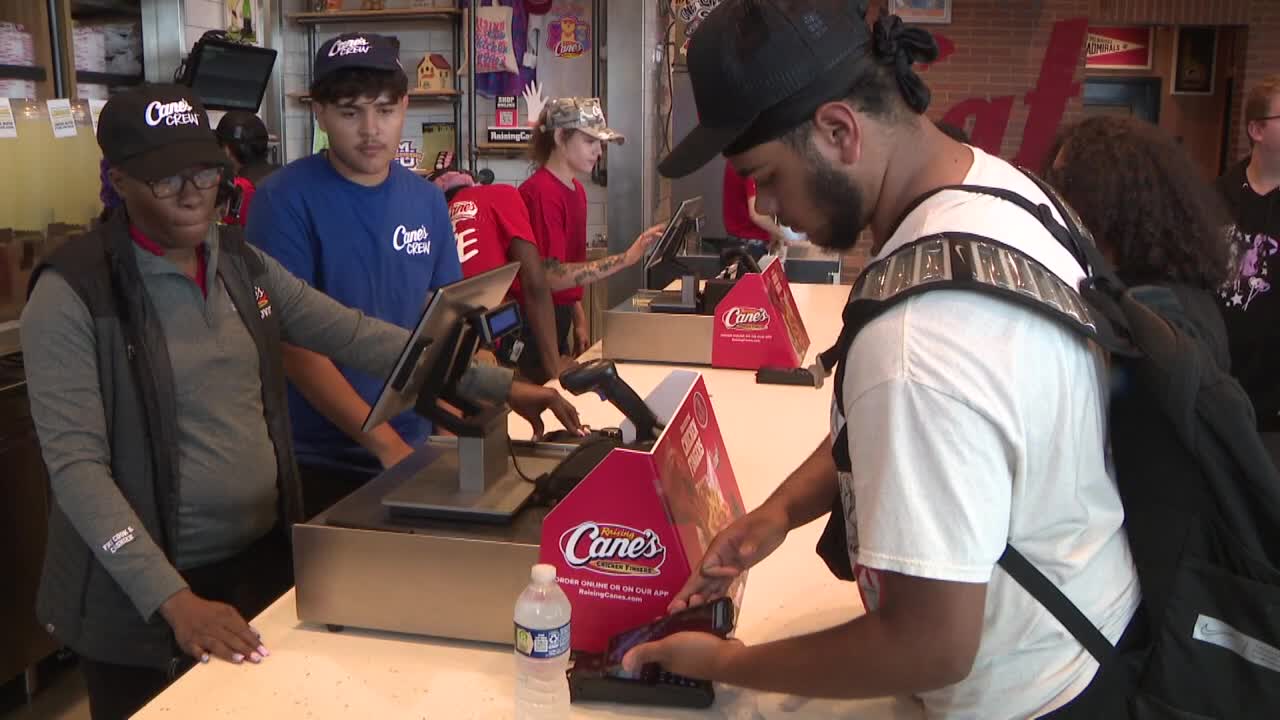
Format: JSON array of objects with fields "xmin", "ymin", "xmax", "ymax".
[
  {"xmin": 660, "ymin": 0, "xmax": 878, "ymax": 179},
  {"xmin": 97, "ymin": 83, "xmax": 229, "ymax": 184}
]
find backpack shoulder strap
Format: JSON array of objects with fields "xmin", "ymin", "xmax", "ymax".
[{"xmin": 998, "ymin": 545, "xmax": 1114, "ymax": 663}]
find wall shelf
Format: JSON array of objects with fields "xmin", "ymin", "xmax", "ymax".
[
  {"xmin": 75, "ymin": 70, "xmax": 142, "ymax": 86},
  {"xmin": 0, "ymin": 64, "xmax": 48, "ymax": 82},
  {"xmin": 289, "ymin": 8, "xmax": 461, "ymax": 25},
  {"xmin": 477, "ymin": 141, "xmax": 530, "ymax": 156},
  {"xmin": 287, "ymin": 89, "xmax": 460, "ymax": 104}
]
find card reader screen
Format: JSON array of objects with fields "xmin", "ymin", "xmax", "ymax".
[{"xmin": 486, "ymin": 304, "xmax": 521, "ymax": 338}]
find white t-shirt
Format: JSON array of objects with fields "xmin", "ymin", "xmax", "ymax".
[{"xmin": 832, "ymin": 147, "xmax": 1141, "ymax": 719}]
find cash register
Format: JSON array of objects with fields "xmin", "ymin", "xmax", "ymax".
[{"xmin": 292, "ymin": 264, "xmax": 672, "ymax": 643}]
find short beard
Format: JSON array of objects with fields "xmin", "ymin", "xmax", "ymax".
[{"xmin": 799, "ymin": 139, "xmax": 866, "ymax": 251}]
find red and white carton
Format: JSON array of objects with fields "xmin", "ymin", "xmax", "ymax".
[
  {"xmin": 539, "ymin": 370, "xmax": 747, "ymax": 653},
  {"xmin": 711, "ymin": 258, "xmax": 811, "ymax": 370}
]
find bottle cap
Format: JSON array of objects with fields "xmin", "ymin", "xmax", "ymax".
[{"xmin": 531, "ymin": 563, "xmax": 557, "ymax": 584}]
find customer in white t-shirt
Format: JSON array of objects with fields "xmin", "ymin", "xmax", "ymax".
[{"xmin": 622, "ymin": 2, "xmax": 1141, "ymax": 718}]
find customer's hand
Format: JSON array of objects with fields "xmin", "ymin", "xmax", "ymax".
[
  {"xmin": 508, "ymin": 382, "xmax": 584, "ymax": 440},
  {"xmin": 622, "ymin": 632, "xmax": 745, "ymax": 682},
  {"xmin": 669, "ymin": 503, "xmax": 790, "ymax": 613},
  {"xmin": 160, "ymin": 588, "xmax": 267, "ymax": 665},
  {"xmin": 623, "ymin": 224, "xmax": 667, "ymax": 266}
]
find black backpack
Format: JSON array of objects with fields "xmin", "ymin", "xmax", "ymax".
[{"xmin": 814, "ymin": 171, "xmax": 1280, "ymax": 718}]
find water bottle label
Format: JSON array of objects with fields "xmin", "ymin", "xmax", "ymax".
[{"xmin": 514, "ymin": 622, "xmax": 570, "ymax": 659}]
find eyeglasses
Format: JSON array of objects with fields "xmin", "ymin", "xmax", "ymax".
[
  {"xmin": 147, "ymin": 166, "xmax": 224, "ymax": 199},
  {"xmin": 1252, "ymin": 115, "xmax": 1280, "ymax": 123}
]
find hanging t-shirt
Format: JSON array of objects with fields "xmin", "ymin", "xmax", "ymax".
[
  {"xmin": 247, "ymin": 153, "xmax": 461, "ymax": 470},
  {"xmin": 464, "ymin": 0, "xmax": 536, "ymax": 99},
  {"xmin": 1216, "ymin": 158, "xmax": 1280, "ymax": 432},
  {"xmin": 536, "ymin": 0, "xmax": 594, "ymax": 98},
  {"xmin": 721, "ymin": 161, "xmax": 769, "ymax": 241},
  {"xmin": 520, "ymin": 166, "xmax": 586, "ymax": 306},
  {"xmin": 451, "ymin": 183, "xmax": 536, "ymax": 302}
]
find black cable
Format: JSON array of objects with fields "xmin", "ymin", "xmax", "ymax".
[{"xmin": 509, "ymin": 434, "xmax": 536, "ymax": 484}]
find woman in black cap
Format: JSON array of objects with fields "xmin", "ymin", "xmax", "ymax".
[{"xmin": 214, "ymin": 110, "xmax": 277, "ymax": 226}]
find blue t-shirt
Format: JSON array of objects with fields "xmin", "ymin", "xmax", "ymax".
[{"xmin": 248, "ymin": 153, "xmax": 462, "ymax": 470}]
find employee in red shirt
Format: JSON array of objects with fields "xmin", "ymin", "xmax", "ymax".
[
  {"xmin": 521, "ymin": 97, "xmax": 662, "ymax": 357},
  {"xmin": 721, "ymin": 160, "xmax": 783, "ymax": 259},
  {"xmin": 430, "ymin": 168, "xmax": 566, "ymax": 383},
  {"xmin": 215, "ymin": 111, "xmax": 277, "ymax": 227}
]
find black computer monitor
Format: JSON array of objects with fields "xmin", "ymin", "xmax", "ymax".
[
  {"xmin": 362, "ymin": 262, "xmax": 520, "ymax": 435},
  {"xmin": 361, "ymin": 262, "xmax": 549, "ymax": 523},
  {"xmin": 644, "ymin": 196, "xmax": 704, "ymax": 279},
  {"xmin": 183, "ymin": 36, "xmax": 277, "ymax": 112}
]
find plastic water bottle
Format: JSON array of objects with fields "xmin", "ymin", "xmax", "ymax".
[{"xmin": 514, "ymin": 563, "xmax": 572, "ymax": 719}]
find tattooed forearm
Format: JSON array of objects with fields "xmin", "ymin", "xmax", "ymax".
[{"xmin": 544, "ymin": 253, "xmax": 627, "ymax": 291}]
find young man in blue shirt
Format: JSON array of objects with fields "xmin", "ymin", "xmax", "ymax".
[{"xmin": 249, "ymin": 33, "xmax": 466, "ymax": 514}]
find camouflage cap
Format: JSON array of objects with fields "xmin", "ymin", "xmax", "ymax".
[{"xmin": 543, "ymin": 97, "xmax": 625, "ymax": 144}]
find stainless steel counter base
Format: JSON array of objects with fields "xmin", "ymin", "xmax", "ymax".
[
  {"xmin": 293, "ymin": 438, "xmax": 572, "ymax": 646},
  {"xmin": 601, "ymin": 290, "xmax": 714, "ymax": 365}
]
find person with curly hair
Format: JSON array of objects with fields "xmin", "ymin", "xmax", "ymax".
[{"xmin": 1043, "ymin": 115, "xmax": 1233, "ymax": 367}]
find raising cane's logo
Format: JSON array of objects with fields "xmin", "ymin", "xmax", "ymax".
[
  {"xmin": 721, "ymin": 306, "xmax": 770, "ymax": 331},
  {"xmin": 560, "ymin": 522, "xmax": 666, "ymax": 577}
]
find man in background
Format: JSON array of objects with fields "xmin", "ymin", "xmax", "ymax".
[
  {"xmin": 216, "ymin": 111, "xmax": 277, "ymax": 226},
  {"xmin": 248, "ymin": 33, "xmax": 461, "ymax": 516}
]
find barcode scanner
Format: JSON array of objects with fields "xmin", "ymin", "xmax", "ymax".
[{"xmin": 559, "ymin": 360, "xmax": 664, "ymax": 443}]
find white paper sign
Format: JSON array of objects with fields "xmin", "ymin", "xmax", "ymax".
[
  {"xmin": 47, "ymin": 99, "xmax": 77, "ymax": 138},
  {"xmin": 88, "ymin": 99, "xmax": 107, "ymax": 133},
  {"xmin": 0, "ymin": 98, "xmax": 16, "ymax": 138}
]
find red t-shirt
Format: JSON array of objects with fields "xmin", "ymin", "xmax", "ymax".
[
  {"xmin": 519, "ymin": 167, "xmax": 587, "ymax": 305},
  {"xmin": 721, "ymin": 162, "xmax": 769, "ymax": 241},
  {"xmin": 450, "ymin": 184, "xmax": 536, "ymax": 302},
  {"xmin": 222, "ymin": 176, "xmax": 256, "ymax": 227},
  {"xmin": 129, "ymin": 224, "xmax": 208, "ymax": 297}
]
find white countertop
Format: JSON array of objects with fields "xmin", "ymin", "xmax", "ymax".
[{"xmin": 135, "ymin": 282, "xmax": 925, "ymax": 719}]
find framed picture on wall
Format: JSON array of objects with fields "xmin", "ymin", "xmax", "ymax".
[
  {"xmin": 888, "ymin": 0, "xmax": 952, "ymax": 25},
  {"xmin": 1172, "ymin": 26, "xmax": 1217, "ymax": 95}
]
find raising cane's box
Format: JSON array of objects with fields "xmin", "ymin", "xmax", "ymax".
[
  {"xmin": 711, "ymin": 258, "xmax": 811, "ymax": 369},
  {"xmin": 539, "ymin": 370, "xmax": 747, "ymax": 653},
  {"xmin": 603, "ymin": 256, "xmax": 812, "ymax": 370}
]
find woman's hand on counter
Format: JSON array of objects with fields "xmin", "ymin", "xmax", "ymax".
[{"xmin": 160, "ymin": 588, "xmax": 268, "ymax": 666}]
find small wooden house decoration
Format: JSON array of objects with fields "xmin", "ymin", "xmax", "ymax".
[{"xmin": 416, "ymin": 53, "xmax": 453, "ymax": 92}]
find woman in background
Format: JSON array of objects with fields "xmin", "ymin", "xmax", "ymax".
[
  {"xmin": 1044, "ymin": 115, "xmax": 1233, "ymax": 364},
  {"xmin": 520, "ymin": 97, "xmax": 660, "ymax": 358}
]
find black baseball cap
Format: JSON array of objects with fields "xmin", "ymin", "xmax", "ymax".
[
  {"xmin": 96, "ymin": 83, "xmax": 228, "ymax": 183},
  {"xmin": 313, "ymin": 33, "xmax": 404, "ymax": 83},
  {"xmin": 215, "ymin": 110, "xmax": 268, "ymax": 144},
  {"xmin": 659, "ymin": 0, "xmax": 875, "ymax": 179}
]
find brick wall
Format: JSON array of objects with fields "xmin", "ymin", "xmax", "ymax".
[{"xmin": 838, "ymin": 0, "xmax": 1280, "ymax": 284}]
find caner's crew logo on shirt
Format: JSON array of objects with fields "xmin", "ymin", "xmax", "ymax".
[
  {"xmin": 329, "ymin": 37, "xmax": 371, "ymax": 56},
  {"xmin": 1220, "ymin": 226, "xmax": 1278, "ymax": 311},
  {"xmin": 559, "ymin": 521, "xmax": 666, "ymax": 577},
  {"xmin": 145, "ymin": 99, "xmax": 200, "ymax": 128},
  {"xmin": 393, "ymin": 224, "xmax": 432, "ymax": 255}
]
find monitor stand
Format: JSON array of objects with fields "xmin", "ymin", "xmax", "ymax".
[
  {"xmin": 381, "ymin": 417, "xmax": 552, "ymax": 524},
  {"xmin": 650, "ymin": 274, "xmax": 700, "ymax": 314}
]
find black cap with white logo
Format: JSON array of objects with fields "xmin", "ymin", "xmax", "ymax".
[
  {"xmin": 96, "ymin": 83, "xmax": 228, "ymax": 183},
  {"xmin": 313, "ymin": 33, "xmax": 404, "ymax": 83}
]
